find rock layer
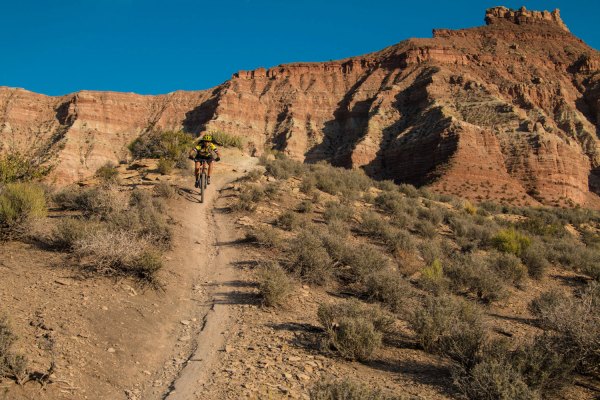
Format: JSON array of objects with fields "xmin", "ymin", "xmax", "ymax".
[{"xmin": 1, "ymin": 6, "xmax": 599, "ymax": 207}]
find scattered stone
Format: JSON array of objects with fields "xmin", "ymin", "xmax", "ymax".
[
  {"xmin": 107, "ymin": 347, "xmax": 116, "ymax": 353},
  {"xmin": 180, "ymin": 320, "xmax": 191, "ymax": 325}
]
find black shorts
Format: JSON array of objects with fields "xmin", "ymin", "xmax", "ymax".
[{"xmin": 194, "ymin": 155, "xmax": 214, "ymax": 163}]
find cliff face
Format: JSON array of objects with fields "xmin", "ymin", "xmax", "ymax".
[{"xmin": 1, "ymin": 6, "xmax": 599, "ymax": 207}]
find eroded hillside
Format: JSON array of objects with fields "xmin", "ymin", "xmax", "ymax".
[{"xmin": 1, "ymin": 6, "xmax": 599, "ymax": 208}]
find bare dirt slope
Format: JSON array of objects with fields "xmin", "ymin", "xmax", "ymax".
[{"xmin": 0, "ymin": 149, "xmax": 258, "ymax": 399}]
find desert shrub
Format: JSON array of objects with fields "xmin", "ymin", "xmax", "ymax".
[
  {"xmin": 415, "ymin": 220, "xmax": 437, "ymax": 238},
  {"xmin": 256, "ymin": 261, "xmax": 292, "ymax": 307},
  {"xmin": 296, "ymin": 200, "xmax": 313, "ymax": 213},
  {"xmin": 491, "ymin": 228, "xmax": 531, "ymax": 257},
  {"xmin": 263, "ymin": 157, "xmax": 306, "ymax": 179},
  {"xmin": 486, "ymin": 252, "xmax": 527, "ymax": 286},
  {"xmin": 153, "ymin": 182, "xmax": 176, "ymax": 199},
  {"xmin": 246, "ymin": 225, "xmax": 283, "ymax": 249},
  {"xmin": 365, "ymin": 270, "xmax": 413, "ymax": 313},
  {"xmin": 409, "ymin": 294, "xmax": 485, "ymax": 369},
  {"xmin": 210, "ymin": 130, "xmax": 244, "ymax": 149},
  {"xmin": 385, "ymin": 228, "xmax": 416, "ymax": 256},
  {"xmin": 300, "ymin": 175, "xmax": 317, "ymax": 194},
  {"xmin": 420, "ymin": 259, "xmax": 447, "ymax": 294},
  {"xmin": 418, "ymin": 240, "xmax": 442, "ymax": 265},
  {"xmin": 360, "ymin": 211, "xmax": 389, "ymax": 238},
  {"xmin": 520, "ymin": 241, "xmax": 549, "ymax": 279},
  {"xmin": 375, "ymin": 191, "xmax": 408, "ymax": 214},
  {"xmin": 0, "ymin": 151, "xmax": 52, "ymax": 184},
  {"xmin": 398, "ymin": 183, "xmax": 419, "ymax": 198},
  {"xmin": 157, "ymin": 158, "xmax": 174, "ymax": 175},
  {"xmin": 332, "ymin": 243, "xmax": 388, "ymax": 283},
  {"xmin": 326, "ymin": 218, "xmax": 350, "ymax": 237},
  {"xmin": 51, "ymin": 217, "xmax": 103, "ymax": 250},
  {"xmin": 528, "ymin": 290, "xmax": 566, "ymax": 327},
  {"xmin": 310, "ymin": 379, "xmax": 401, "ymax": 400},
  {"xmin": 516, "ymin": 215, "xmax": 565, "ymax": 238},
  {"xmin": 446, "ymin": 254, "xmax": 506, "ymax": 302},
  {"xmin": 528, "ymin": 285, "xmax": 600, "ymax": 376},
  {"xmin": 323, "ymin": 201, "xmax": 353, "ymax": 223},
  {"xmin": 73, "ymin": 230, "xmax": 162, "ymax": 282},
  {"xmin": 0, "ymin": 182, "xmax": 47, "ymax": 238},
  {"xmin": 231, "ymin": 184, "xmax": 264, "ymax": 212},
  {"xmin": 375, "ymin": 180, "xmax": 397, "ymax": 192},
  {"xmin": 245, "ymin": 169, "xmax": 263, "ymax": 182},
  {"xmin": 454, "ymin": 358, "xmax": 535, "ymax": 400},
  {"xmin": 128, "ymin": 130, "xmax": 194, "ymax": 162},
  {"xmin": 95, "ymin": 161, "xmax": 119, "ymax": 183},
  {"xmin": 511, "ymin": 334, "xmax": 576, "ymax": 394},
  {"xmin": 263, "ymin": 182, "xmax": 279, "ymax": 198},
  {"xmin": 53, "ymin": 186, "xmax": 127, "ymax": 216},
  {"xmin": 309, "ymin": 163, "xmax": 372, "ymax": 198},
  {"xmin": 287, "ymin": 231, "xmax": 333, "ymax": 284},
  {"xmin": 276, "ymin": 210, "xmax": 303, "ymax": 231},
  {"xmin": 448, "ymin": 215, "xmax": 495, "ymax": 251},
  {"xmin": 317, "ymin": 300, "xmax": 392, "ymax": 361},
  {"xmin": 0, "ymin": 315, "xmax": 28, "ymax": 384},
  {"xmin": 418, "ymin": 207, "xmax": 444, "ymax": 225}
]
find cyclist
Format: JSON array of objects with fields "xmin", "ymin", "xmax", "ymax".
[{"xmin": 189, "ymin": 134, "xmax": 220, "ymax": 187}]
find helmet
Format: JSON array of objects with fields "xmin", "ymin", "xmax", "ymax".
[{"xmin": 200, "ymin": 134, "xmax": 213, "ymax": 142}]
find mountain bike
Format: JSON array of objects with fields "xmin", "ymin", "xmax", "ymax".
[{"xmin": 195, "ymin": 159, "xmax": 209, "ymax": 203}]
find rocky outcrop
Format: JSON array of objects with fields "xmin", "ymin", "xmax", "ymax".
[{"xmin": 1, "ymin": 6, "xmax": 599, "ymax": 207}]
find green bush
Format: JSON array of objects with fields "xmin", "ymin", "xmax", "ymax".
[
  {"xmin": 128, "ymin": 130, "xmax": 194, "ymax": 162},
  {"xmin": 310, "ymin": 379, "xmax": 401, "ymax": 400},
  {"xmin": 263, "ymin": 157, "xmax": 306, "ymax": 179},
  {"xmin": 317, "ymin": 300, "xmax": 392, "ymax": 361},
  {"xmin": 244, "ymin": 169, "xmax": 263, "ymax": 182},
  {"xmin": 300, "ymin": 175, "xmax": 317, "ymax": 194},
  {"xmin": 415, "ymin": 220, "xmax": 437, "ymax": 238},
  {"xmin": 95, "ymin": 161, "xmax": 119, "ymax": 183},
  {"xmin": 256, "ymin": 261, "xmax": 292, "ymax": 307},
  {"xmin": 0, "ymin": 182, "xmax": 47, "ymax": 238},
  {"xmin": 409, "ymin": 294, "xmax": 485, "ymax": 369},
  {"xmin": 0, "ymin": 151, "xmax": 52, "ymax": 184},
  {"xmin": 210, "ymin": 130, "xmax": 244, "ymax": 149},
  {"xmin": 420, "ymin": 259, "xmax": 447, "ymax": 294},
  {"xmin": 287, "ymin": 231, "xmax": 333, "ymax": 284},
  {"xmin": 309, "ymin": 163, "xmax": 372, "ymax": 198},
  {"xmin": 491, "ymin": 228, "xmax": 531, "ymax": 257},
  {"xmin": 157, "ymin": 158, "xmax": 175, "ymax": 175}
]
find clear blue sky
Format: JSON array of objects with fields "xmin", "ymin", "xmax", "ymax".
[{"xmin": 1, "ymin": 0, "xmax": 598, "ymax": 96}]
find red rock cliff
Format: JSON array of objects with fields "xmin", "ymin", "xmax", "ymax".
[{"xmin": 1, "ymin": 6, "xmax": 599, "ymax": 207}]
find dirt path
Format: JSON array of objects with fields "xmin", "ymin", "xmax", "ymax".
[{"xmin": 157, "ymin": 152, "xmax": 257, "ymax": 399}]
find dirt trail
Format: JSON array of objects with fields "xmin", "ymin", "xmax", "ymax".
[{"xmin": 158, "ymin": 151, "xmax": 257, "ymax": 399}]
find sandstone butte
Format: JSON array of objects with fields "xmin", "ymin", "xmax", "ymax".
[{"xmin": 1, "ymin": 6, "xmax": 599, "ymax": 208}]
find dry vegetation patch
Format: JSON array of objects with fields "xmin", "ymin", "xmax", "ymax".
[{"xmin": 228, "ymin": 154, "xmax": 600, "ymax": 398}]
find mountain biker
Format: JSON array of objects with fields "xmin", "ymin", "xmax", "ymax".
[{"xmin": 189, "ymin": 134, "xmax": 220, "ymax": 187}]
